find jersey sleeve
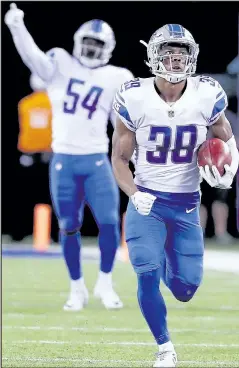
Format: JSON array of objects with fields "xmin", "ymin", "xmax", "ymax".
[
  {"xmin": 200, "ymin": 77, "xmax": 228, "ymax": 125},
  {"xmin": 9, "ymin": 22, "xmax": 57, "ymax": 82},
  {"xmin": 43, "ymin": 48, "xmax": 70, "ymax": 82},
  {"xmin": 45, "ymin": 47, "xmax": 69, "ymax": 67},
  {"xmin": 112, "ymin": 84, "xmax": 137, "ymax": 132},
  {"xmin": 45, "ymin": 47, "xmax": 68, "ymax": 60},
  {"xmin": 109, "ymin": 68, "xmax": 135, "ymax": 128}
]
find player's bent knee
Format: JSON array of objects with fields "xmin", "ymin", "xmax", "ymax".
[
  {"xmin": 168, "ymin": 277, "xmax": 199, "ymax": 302},
  {"xmin": 58, "ymin": 218, "xmax": 81, "ymax": 234},
  {"xmin": 127, "ymin": 239, "xmax": 160, "ymax": 274},
  {"xmin": 61, "ymin": 228, "xmax": 79, "ymax": 236}
]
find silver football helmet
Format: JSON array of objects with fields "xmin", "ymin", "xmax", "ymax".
[
  {"xmin": 73, "ymin": 19, "xmax": 116, "ymax": 68},
  {"xmin": 140, "ymin": 24, "xmax": 199, "ymax": 83}
]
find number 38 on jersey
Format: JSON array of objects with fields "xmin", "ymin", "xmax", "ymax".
[{"xmin": 146, "ymin": 124, "xmax": 197, "ymax": 165}]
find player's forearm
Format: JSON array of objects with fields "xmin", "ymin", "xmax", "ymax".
[
  {"xmin": 110, "ymin": 112, "xmax": 136, "ymax": 166},
  {"xmin": 211, "ymin": 115, "xmax": 239, "ymax": 175},
  {"xmin": 227, "ymin": 136, "xmax": 239, "ymax": 175},
  {"xmin": 112, "ymin": 157, "xmax": 138, "ymax": 197},
  {"xmin": 10, "ymin": 23, "xmax": 55, "ymax": 81}
]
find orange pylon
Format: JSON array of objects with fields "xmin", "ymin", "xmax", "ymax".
[{"xmin": 33, "ymin": 204, "xmax": 51, "ymax": 252}]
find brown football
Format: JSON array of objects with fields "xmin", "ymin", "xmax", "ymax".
[{"xmin": 197, "ymin": 138, "xmax": 232, "ymax": 176}]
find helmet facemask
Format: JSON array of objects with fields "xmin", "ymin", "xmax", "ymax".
[
  {"xmin": 73, "ymin": 30, "xmax": 115, "ymax": 68},
  {"xmin": 149, "ymin": 41, "xmax": 198, "ymax": 83},
  {"xmin": 76, "ymin": 37, "xmax": 108, "ymax": 68},
  {"xmin": 81, "ymin": 37, "xmax": 105, "ymax": 59}
]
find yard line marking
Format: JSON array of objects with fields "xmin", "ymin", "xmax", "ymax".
[
  {"xmin": 3, "ymin": 325, "xmax": 239, "ymax": 334},
  {"xmin": 2, "ymin": 312, "xmax": 86, "ymax": 319},
  {"xmin": 11, "ymin": 340, "xmax": 239, "ymax": 348},
  {"xmin": 2, "ymin": 357, "xmax": 239, "ymax": 366},
  {"xmin": 5, "ymin": 299, "xmax": 239, "ymax": 312},
  {"xmin": 3, "ymin": 313, "xmax": 239, "ymax": 322}
]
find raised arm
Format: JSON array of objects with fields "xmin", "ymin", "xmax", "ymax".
[{"xmin": 4, "ymin": 3, "xmax": 56, "ymax": 81}]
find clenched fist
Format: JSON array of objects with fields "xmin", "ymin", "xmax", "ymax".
[
  {"xmin": 131, "ymin": 191, "xmax": 156, "ymax": 216},
  {"xmin": 5, "ymin": 3, "xmax": 24, "ymax": 29}
]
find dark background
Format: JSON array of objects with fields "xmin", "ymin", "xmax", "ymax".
[{"xmin": 2, "ymin": 1, "xmax": 239, "ymax": 241}]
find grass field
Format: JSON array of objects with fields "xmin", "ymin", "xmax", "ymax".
[{"xmin": 2, "ymin": 255, "xmax": 239, "ymax": 367}]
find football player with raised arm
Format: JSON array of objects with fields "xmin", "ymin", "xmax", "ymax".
[
  {"xmin": 111, "ymin": 24, "xmax": 239, "ymax": 367},
  {"xmin": 5, "ymin": 3, "xmax": 134, "ymax": 312}
]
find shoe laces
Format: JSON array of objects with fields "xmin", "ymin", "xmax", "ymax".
[{"xmin": 155, "ymin": 350, "xmax": 176, "ymax": 362}]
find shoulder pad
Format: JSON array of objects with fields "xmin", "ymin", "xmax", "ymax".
[{"xmin": 46, "ymin": 48, "xmax": 69, "ymax": 60}]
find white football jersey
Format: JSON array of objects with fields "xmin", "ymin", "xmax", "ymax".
[
  {"xmin": 44, "ymin": 48, "xmax": 134, "ymax": 154},
  {"xmin": 113, "ymin": 75, "xmax": 228, "ymax": 193}
]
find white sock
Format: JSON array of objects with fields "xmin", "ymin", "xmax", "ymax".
[
  {"xmin": 98, "ymin": 271, "xmax": 112, "ymax": 285},
  {"xmin": 70, "ymin": 277, "xmax": 85, "ymax": 293},
  {"xmin": 158, "ymin": 341, "xmax": 174, "ymax": 352}
]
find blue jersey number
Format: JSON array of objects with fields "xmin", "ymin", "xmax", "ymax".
[
  {"xmin": 146, "ymin": 125, "xmax": 197, "ymax": 164},
  {"xmin": 199, "ymin": 76, "xmax": 216, "ymax": 87},
  {"xmin": 63, "ymin": 78, "xmax": 103, "ymax": 119},
  {"xmin": 120, "ymin": 78, "xmax": 141, "ymax": 92}
]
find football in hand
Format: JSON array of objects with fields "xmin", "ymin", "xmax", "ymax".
[{"xmin": 197, "ymin": 138, "xmax": 232, "ymax": 176}]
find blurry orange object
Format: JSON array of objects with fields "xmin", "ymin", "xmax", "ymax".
[
  {"xmin": 18, "ymin": 91, "xmax": 52, "ymax": 153},
  {"xmin": 33, "ymin": 204, "xmax": 52, "ymax": 252}
]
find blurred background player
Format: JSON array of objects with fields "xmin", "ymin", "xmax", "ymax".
[
  {"xmin": 5, "ymin": 3, "xmax": 134, "ymax": 311},
  {"xmin": 200, "ymin": 149, "xmax": 234, "ymax": 244},
  {"xmin": 200, "ymin": 55, "xmax": 239, "ymax": 243}
]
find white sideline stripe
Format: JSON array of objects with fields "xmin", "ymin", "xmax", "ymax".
[
  {"xmin": 3, "ymin": 313, "xmax": 239, "ymax": 322},
  {"xmin": 203, "ymin": 250, "xmax": 239, "ymax": 274},
  {"xmin": 5, "ymin": 299, "xmax": 239, "ymax": 312},
  {"xmin": 3, "ymin": 357, "xmax": 239, "ymax": 366},
  {"xmin": 2, "ymin": 312, "xmax": 86, "ymax": 319},
  {"xmin": 3, "ymin": 247, "xmax": 239, "ymax": 274},
  {"xmin": 11, "ymin": 340, "xmax": 239, "ymax": 348},
  {"xmin": 3, "ymin": 325, "xmax": 239, "ymax": 334},
  {"xmin": 6, "ymin": 289, "xmax": 238, "ymax": 297}
]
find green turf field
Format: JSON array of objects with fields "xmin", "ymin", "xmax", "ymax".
[{"xmin": 2, "ymin": 257, "xmax": 239, "ymax": 367}]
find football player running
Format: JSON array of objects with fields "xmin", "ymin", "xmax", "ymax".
[
  {"xmin": 5, "ymin": 3, "xmax": 134, "ymax": 312},
  {"xmin": 112, "ymin": 24, "xmax": 239, "ymax": 367}
]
